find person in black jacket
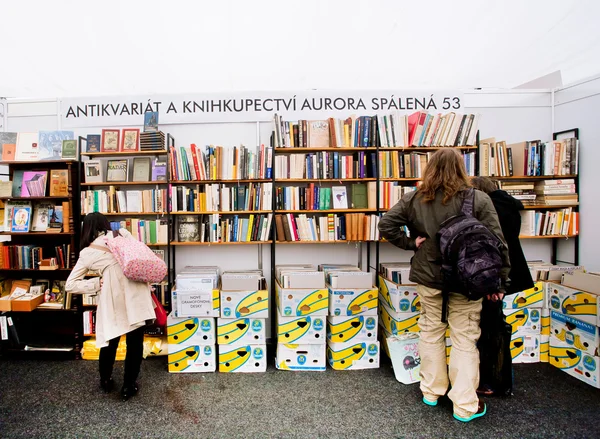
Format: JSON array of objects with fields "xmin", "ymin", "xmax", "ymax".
[{"xmin": 471, "ymin": 177, "xmax": 535, "ymax": 396}]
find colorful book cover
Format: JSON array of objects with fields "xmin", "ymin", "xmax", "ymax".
[
  {"xmin": 61, "ymin": 140, "xmax": 78, "ymax": 159},
  {"xmin": 11, "ymin": 206, "xmax": 31, "ymax": 232},
  {"xmin": 38, "ymin": 131, "xmax": 74, "ymax": 160},
  {"xmin": 151, "ymin": 158, "xmax": 167, "ymax": 181},
  {"xmin": 48, "ymin": 206, "xmax": 63, "ymax": 229},
  {"xmin": 21, "ymin": 171, "xmax": 48, "ymax": 197},
  {"xmin": 86, "ymin": 135, "xmax": 101, "ymax": 153},
  {"xmin": 144, "ymin": 111, "xmax": 159, "ymax": 132}
]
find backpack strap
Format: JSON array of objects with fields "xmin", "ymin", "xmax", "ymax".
[
  {"xmin": 441, "ymin": 288, "xmax": 449, "ymax": 324},
  {"xmin": 89, "ymin": 244, "xmax": 110, "ymax": 253},
  {"xmin": 460, "ymin": 188, "xmax": 475, "ymax": 217}
]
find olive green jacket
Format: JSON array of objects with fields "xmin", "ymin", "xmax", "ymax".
[{"xmin": 378, "ymin": 189, "xmax": 511, "ymax": 292}]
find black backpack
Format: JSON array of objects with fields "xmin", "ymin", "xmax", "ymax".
[{"xmin": 436, "ymin": 189, "xmax": 504, "ymax": 322}]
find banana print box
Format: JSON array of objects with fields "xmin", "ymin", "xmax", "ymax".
[
  {"xmin": 329, "ymin": 286, "xmax": 378, "ymax": 316},
  {"xmin": 540, "ymin": 334, "xmax": 549, "ymax": 362},
  {"xmin": 220, "ymin": 290, "xmax": 269, "ymax": 319},
  {"xmin": 502, "ymin": 282, "xmax": 545, "ymax": 310},
  {"xmin": 217, "ymin": 318, "xmax": 266, "ymax": 345},
  {"xmin": 167, "ymin": 313, "xmax": 216, "ymax": 345},
  {"xmin": 378, "ymin": 276, "xmax": 421, "ymax": 314},
  {"xmin": 218, "ymin": 344, "xmax": 267, "ymax": 373},
  {"xmin": 550, "ymin": 311, "xmax": 599, "ymax": 357},
  {"xmin": 547, "ymin": 284, "xmax": 599, "ymax": 326},
  {"xmin": 168, "ymin": 344, "xmax": 216, "ymax": 373},
  {"xmin": 549, "ymin": 336, "xmax": 600, "ymax": 388},
  {"xmin": 327, "ymin": 340, "xmax": 380, "ymax": 370},
  {"xmin": 275, "ymin": 343, "xmax": 326, "ymax": 371},
  {"xmin": 378, "ymin": 299, "xmax": 420, "ymax": 335},
  {"xmin": 503, "ymin": 308, "xmax": 542, "ymax": 335},
  {"xmin": 510, "ymin": 330, "xmax": 540, "ymax": 363},
  {"xmin": 541, "ymin": 308, "xmax": 550, "ymax": 336},
  {"xmin": 171, "ymin": 289, "xmax": 220, "ymax": 317},
  {"xmin": 327, "ymin": 315, "xmax": 378, "ymax": 343},
  {"xmin": 277, "ymin": 312, "xmax": 326, "ymax": 344},
  {"xmin": 276, "ymin": 281, "xmax": 328, "ymax": 317}
]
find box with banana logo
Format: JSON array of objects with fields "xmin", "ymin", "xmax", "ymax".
[
  {"xmin": 275, "ymin": 343, "xmax": 326, "ymax": 371},
  {"xmin": 277, "ymin": 312, "xmax": 326, "ymax": 344},
  {"xmin": 217, "ymin": 318, "xmax": 266, "ymax": 345},
  {"xmin": 378, "ymin": 276, "xmax": 421, "ymax": 314},
  {"xmin": 276, "ymin": 281, "xmax": 329, "ymax": 317},
  {"xmin": 549, "ymin": 336, "xmax": 600, "ymax": 388},
  {"xmin": 541, "ymin": 308, "xmax": 550, "ymax": 336},
  {"xmin": 550, "ymin": 310, "xmax": 599, "ymax": 357},
  {"xmin": 171, "ymin": 288, "xmax": 220, "ymax": 318},
  {"xmin": 220, "ymin": 289, "xmax": 269, "ymax": 319},
  {"xmin": 167, "ymin": 313, "xmax": 216, "ymax": 345},
  {"xmin": 502, "ymin": 282, "xmax": 545, "ymax": 310},
  {"xmin": 547, "ymin": 283, "xmax": 599, "ymax": 326},
  {"xmin": 510, "ymin": 330, "xmax": 540, "ymax": 363},
  {"xmin": 540, "ymin": 334, "xmax": 549, "ymax": 363},
  {"xmin": 218, "ymin": 344, "xmax": 267, "ymax": 373},
  {"xmin": 378, "ymin": 299, "xmax": 420, "ymax": 335},
  {"xmin": 327, "ymin": 315, "xmax": 378, "ymax": 343},
  {"xmin": 328, "ymin": 286, "xmax": 378, "ymax": 317},
  {"xmin": 326, "ymin": 340, "xmax": 380, "ymax": 370},
  {"xmin": 168, "ymin": 344, "xmax": 216, "ymax": 373},
  {"xmin": 503, "ymin": 308, "xmax": 542, "ymax": 335}
]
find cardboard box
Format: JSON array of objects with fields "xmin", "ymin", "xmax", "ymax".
[
  {"xmin": 549, "ymin": 336, "xmax": 600, "ymax": 388},
  {"xmin": 167, "ymin": 314, "xmax": 215, "ymax": 345},
  {"xmin": 329, "ymin": 286, "xmax": 378, "ymax": 316},
  {"xmin": 550, "ymin": 310, "xmax": 599, "ymax": 356},
  {"xmin": 562, "ymin": 272, "xmax": 600, "ymax": 295},
  {"xmin": 276, "ymin": 281, "xmax": 328, "ymax": 317},
  {"xmin": 220, "ymin": 289, "xmax": 269, "ymax": 319},
  {"xmin": 168, "ymin": 344, "xmax": 216, "ymax": 373},
  {"xmin": 540, "ymin": 334, "xmax": 549, "ymax": 363},
  {"xmin": 327, "ymin": 315, "xmax": 378, "ymax": 343},
  {"xmin": 11, "ymin": 294, "xmax": 45, "ymax": 311},
  {"xmin": 277, "ymin": 312, "xmax": 325, "ymax": 344},
  {"xmin": 387, "ymin": 333, "xmax": 421, "ymax": 384},
  {"xmin": 217, "ymin": 318, "xmax": 266, "ymax": 345},
  {"xmin": 378, "ymin": 276, "xmax": 420, "ymax": 314},
  {"xmin": 379, "ymin": 299, "xmax": 420, "ymax": 335},
  {"xmin": 171, "ymin": 288, "xmax": 220, "ymax": 317},
  {"xmin": 328, "ymin": 271, "xmax": 372, "ymax": 289},
  {"xmin": 0, "ymin": 296, "xmax": 11, "ymax": 311},
  {"xmin": 327, "ymin": 340, "xmax": 380, "ymax": 370},
  {"xmin": 510, "ymin": 331, "xmax": 540, "ymax": 364},
  {"xmin": 502, "ymin": 282, "xmax": 545, "ymax": 309},
  {"xmin": 541, "ymin": 308, "xmax": 550, "ymax": 336},
  {"xmin": 275, "ymin": 343, "xmax": 326, "ymax": 371},
  {"xmin": 218, "ymin": 344, "xmax": 267, "ymax": 373},
  {"xmin": 546, "ymin": 283, "xmax": 599, "ymax": 326},
  {"xmin": 503, "ymin": 308, "xmax": 542, "ymax": 335}
]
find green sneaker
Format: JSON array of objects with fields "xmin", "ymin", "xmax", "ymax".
[
  {"xmin": 454, "ymin": 401, "xmax": 486, "ymax": 422},
  {"xmin": 422, "ymin": 396, "xmax": 438, "ymax": 407}
]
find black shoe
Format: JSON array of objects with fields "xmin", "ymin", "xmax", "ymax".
[
  {"xmin": 100, "ymin": 378, "xmax": 114, "ymax": 393},
  {"xmin": 121, "ymin": 382, "xmax": 139, "ymax": 401}
]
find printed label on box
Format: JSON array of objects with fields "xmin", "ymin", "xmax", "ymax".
[
  {"xmin": 276, "ymin": 343, "xmax": 326, "ymax": 371},
  {"xmin": 503, "ymin": 308, "xmax": 542, "ymax": 335},
  {"xmin": 550, "ymin": 310, "xmax": 599, "ymax": 357},
  {"xmin": 277, "ymin": 314, "xmax": 326, "ymax": 344},
  {"xmin": 218, "ymin": 344, "xmax": 267, "ymax": 373},
  {"xmin": 172, "ymin": 289, "xmax": 220, "ymax": 317},
  {"xmin": 549, "ymin": 336, "xmax": 600, "ymax": 389},
  {"xmin": 502, "ymin": 282, "xmax": 545, "ymax": 309},
  {"xmin": 276, "ymin": 282, "xmax": 329, "ymax": 316},
  {"xmin": 378, "ymin": 276, "xmax": 420, "ymax": 314},
  {"xmin": 510, "ymin": 331, "xmax": 540, "ymax": 364},
  {"xmin": 167, "ymin": 314, "xmax": 215, "ymax": 345},
  {"xmin": 546, "ymin": 284, "xmax": 599, "ymax": 326},
  {"xmin": 327, "ymin": 315, "xmax": 378, "ymax": 343},
  {"xmin": 329, "ymin": 287, "xmax": 378, "ymax": 316},
  {"xmin": 217, "ymin": 318, "xmax": 266, "ymax": 345},
  {"xmin": 168, "ymin": 344, "xmax": 216, "ymax": 373},
  {"xmin": 220, "ymin": 290, "xmax": 269, "ymax": 319},
  {"xmin": 327, "ymin": 340, "xmax": 380, "ymax": 370}
]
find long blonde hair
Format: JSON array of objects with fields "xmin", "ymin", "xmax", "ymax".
[{"xmin": 419, "ymin": 149, "xmax": 471, "ymax": 204}]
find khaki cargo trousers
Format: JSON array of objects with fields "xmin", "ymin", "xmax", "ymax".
[{"xmin": 417, "ymin": 285, "xmax": 483, "ymax": 418}]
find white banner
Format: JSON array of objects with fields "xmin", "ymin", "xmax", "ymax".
[{"xmin": 59, "ymin": 90, "xmax": 463, "ymax": 128}]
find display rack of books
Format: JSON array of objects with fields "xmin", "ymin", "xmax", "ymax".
[{"xmin": 0, "ymin": 150, "xmax": 82, "ymax": 358}]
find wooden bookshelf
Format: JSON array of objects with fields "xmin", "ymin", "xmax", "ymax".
[
  {"xmin": 379, "ymin": 178, "xmax": 422, "ymax": 182},
  {"xmin": 277, "ymin": 178, "xmax": 377, "ymax": 183},
  {"xmin": 0, "ymin": 196, "xmax": 70, "ymax": 201},
  {"xmin": 170, "ymin": 241, "xmax": 271, "ymax": 246},
  {"xmin": 146, "ymin": 243, "xmax": 168, "ymax": 247},
  {"xmin": 274, "ymin": 146, "xmax": 478, "ymax": 153},
  {"xmin": 495, "ymin": 175, "xmax": 577, "ymax": 180},
  {"xmin": 275, "ymin": 240, "xmax": 376, "ymax": 245},
  {"xmin": 0, "ymin": 160, "xmax": 77, "ymax": 165},
  {"xmin": 522, "ymin": 204, "xmax": 579, "ymax": 210},
  {"xmin": 81, "ymin": 212, "xmax": 167, "ymax": 216},
  {"xmin": 0, "ymin": 232, "xmax": 75, "ymax": 236},
  {"xmin": 81, "ymin": 181, "xmax": 168, "ymax": 186},
  {"xmin": 276, "ymin": 209, "xmax": 377, "ymax": 214},
  {"xmin": 170, "ymin": 210, "xmax": 272, "ymax": 215},
  {"xmin": 0, "ymin": 268, "xmax": 72, "ymax": 272},
  {"xmin": 519, "ymin": 235, "xmax": 578, "ymax": 239},
  {"xmin": 274, "ymin": 147, "xmax": 373, "ymax": 153},
  {"xmin": 171, "ymin": 179, "xmax": 272, "ymax": 184},
  {"xmin": 81, "ymin": 151, "xmax": 167, "ymax": 157},
  {"xmin": 377, "ymin": 146, "xmax": 478, "ymax": 151}
]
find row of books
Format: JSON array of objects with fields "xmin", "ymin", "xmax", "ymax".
[
  {"xmin": 83, "ymin": 310, "xmax": 96, "ymax": 335},
  {"xmin": 0, "ymin": 243, "xmax": 72, "ymax": 270},
  {"xmin": 171, "ymin": 183, "xmax": 273, "ymax": 213},
  {"xmin": 480, "ymin": 138, "xmax": 578, "ymax": 177},
  {"xmin": 0, "ymin": 201, "xmax": 68, "ymax": 233},
  {"xmin": 272, "ymin": 112, "xmax": 480, "ymax": 148},
  {"xmin": 380, "ymin": 184, "xmax": 417, "ymax": 210},
  {"xmin": 140, "ymin": 131, "xmax": 166, "ymax": 151},
  {"xmin": 274, "ymin": 213, "xmax": 380, "ymax": 242},
  {"xmin": 0, "ymin": 131, "xmax": 78, "ymax": 161},
  {"xmin": 108, "ymin": 219, "xmax": 169, "ymax": 245},
  {"xmin": 81, "ymin": 188, "xmax": 167, "ymax": 214},
  {"xmin": 379, "ymin": 262, "xmax": 412, "ymax": 284},
  {"xmin": 1, "ymin": 169, "xmax": 69, "ymax": 198},
  {"xmin": 520, "ymin": 208, "xmax": 579, "ymax": 236},
  {"xmin": 274, "ymin": 151, "xmax": 377, "ymax": 180},
  {"xmin": 84, "ymin": 157, "xmax": 167, "ymax": 183},
  {"xmin": 176, "ymin": 213, "xmax": 273, "ymax": 243},
  {"xmin": 378, "ymin": 151, "xmax": 476, "ymax": 179},
  {"xmin": 169, "ymin": 144, "xmax": 273, "ymax": 181},
  {"xmin": 275, "ymin": 183, "xmax": 375, "ymax": 211}
]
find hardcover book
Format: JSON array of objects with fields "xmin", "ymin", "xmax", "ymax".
[
  {"xmin": 151, "ymin": 157, "xmax": 167, "ymax": 181},
  {"xmin": 38, "ymin": 131, "xmax": 74, "ymax": 160},
  {"xmin": 11, "ymin": 171, "xmax": 24, "ymax": 197},
  {"xmin": 86, "ymin": 135, "xmax": 101, "ymax": 153},
  {"xmin": 47, "ymin": 206, "xmax": 63, "ymax": 232},
  {"xmin": 15, "ymin": 133, "xmax": 40, "ymax": 161},
  {"xmin": 0, "ymin": 181, "xmax": 12, "ymax": 198},
  {"xmin": 21, "ymin": 171, "xmax": 48, "ymax": 197},
  {"xmin": 1, "ymin": 143, "xmax": 16, "ymax": 161},
  {"xmin": 101, "ymin": 129, "xmax": 120, "ymax": 152},
  {"xmin": 0, "ymin": 132, "xmax": 17, "ymax": 159},
  {"xmin": 84, "ymin": 160, "xmax": 104, "ymax": 183},
  {"xmin": 31, "ymin": 202, "xmax": 53, "ymax": 232},
  {"xmin": 144, "ymin": 111, "xmax": 159, "ymax": 132},
  {"xmin": 106, "ymin": 159, "xmax": 128, "ymax": 182},
  {"xmin": 132, "ymin": 157, "xmax": 151, "ymax": 182},
  {"xmin": 49, "ymin": 170, "xmax": 69, "ymax": 197},
  {"xmin": 11, "ymin": 206, "xmax": 32, "ymax": 232},
  {"xmin": 61, "ymin": 140, "xmax": 78, "ymax": 159},
  {"xmin": 308, "ymin": 120, "xmax": 330, "ymax": 147},
  {"xmin": 332, "ymin": 186, "xmax": 348, "ymax": 209}
]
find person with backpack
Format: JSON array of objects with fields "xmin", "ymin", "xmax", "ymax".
[
  {"xmin": 471, "ymin": 176, "xmax": 534, "ymax": 396},
  {"xmin": 65, "ymin": 212, "xmax": 156, "ymax": 401},
  {"xmin": 378, "ymin": 149, "xmax": 510, "ymax": 422}
]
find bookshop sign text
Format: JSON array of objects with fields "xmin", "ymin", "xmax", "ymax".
[{"xmin": 60, "ymin": 91, "xmax": 463, "ymax": 128}]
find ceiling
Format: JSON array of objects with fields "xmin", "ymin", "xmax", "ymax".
[{"xmin": 1, "ymin": 0, "xmax": 599, "ymax": 98}]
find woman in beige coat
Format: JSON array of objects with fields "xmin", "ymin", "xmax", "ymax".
[{"xmin": 65, "ymin": 212, "xmax": 155, "ymax": 401}]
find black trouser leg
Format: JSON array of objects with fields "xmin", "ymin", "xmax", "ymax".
[
  {"xmin": 99, "ymin": 336, "xmax": 120, "ymax": 382},
  {"xmin": 123, "ymin": 326, "xmax": 145, "ymax": 386}
]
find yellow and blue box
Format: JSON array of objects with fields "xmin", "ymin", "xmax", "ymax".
[
  {"xmin": 329, "ymin": 286, "xmax": 378, "ymax": 316},
  {"xmin": 171, "ymin": 288, "xmax": 220, "ymax": 317},
  {"xmin": 378, "ymin": 275, "xmax": 421, "ymax": 314},
  {"xmin": 167, "ymin": 313, "xmax": 215, "ymax": 345},
  {"xmin": 327, "ymin": 315, "xmax": 378, "ymax": 344},
  {"xmin": 503, "ymin": 308, "xmax": 542, "ymax": 335},
  {"xmin": 540, "ymin": 334, "xmax": 549, "ymax": 363},
  {"xmin": 327, "ymin": 340, "xmax": 380, "ymax": 370},
  {"xmin": 547, "ymin": 283, "xmax": 599, "ymax": 326},
  {"xmin": 168, "ymin": 344, "xmax": 216, "ymax": 373},
  {"xmin": 277, "ymin": 312, "xmax": 325, "ymax": 344},
  {"xmin": 502, "ymin": 282, "xmax": 545, "ymax": 310},
  {"xmin": 218, "ymin": 344, "xmax": 267, "ymax": 373},
  {"xmin": 276, "ymin": 281, "xmax": 328, "ymax": 317},
  {"xmin": 550, "ymin": 310, "xmax": 599, "ymax": 357},
  {"xmin": 275, "ymin": 343, "xmax": 326, "ymax": 371},
  {"xmin": 217, "ymin": 318, "xmax": 266, "ymax": 345},
  {"xmin": 541, "ymin": 308, "xmax": 550, "ymax": 336},
  {"xmin": 549, "ymin": 336, "xmax": 600, "ymax": 388},
  {"xmin": 510, "ymin": 330, "xmax": 540, "ymax": 364},
  {"xmin": 220, "ymin": 289, "xmax": 269, "ymax": 319},
  {"xmin": 379, "ymin": 298, "xmax": 420, "ymax": 335}
]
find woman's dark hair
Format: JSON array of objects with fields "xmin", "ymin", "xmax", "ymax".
[
  {"xmin": 471, "ymin": 176, "xmax": 499, "ymax": 194},
  {"xmin": 80, "ymin": 212, "xmax": 111, "ymax": 249}
]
